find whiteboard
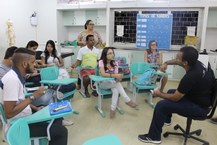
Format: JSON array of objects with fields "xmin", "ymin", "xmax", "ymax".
[{"xmin": 136, "ymin": 14, "xmax": 173, "ymax": 50}]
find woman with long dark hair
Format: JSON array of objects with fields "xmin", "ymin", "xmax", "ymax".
[
  {"xmin": 98, "ymin": 47, "xmax": 137, "ymax": 118},
  {"xmin": 41, "ymin": 40, "xmax": 76, "ymax": 91},
  {"xmin": 41, "ymin": 40, "xmax": 63, "ymax": 67}
]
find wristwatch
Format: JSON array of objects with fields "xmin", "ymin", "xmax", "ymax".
[{"xmin": 29, "ymin": 95, "xmax": 35, "ymax": 101}]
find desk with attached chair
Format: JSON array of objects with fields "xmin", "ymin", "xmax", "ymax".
[
  {"xmin": 130, "ymin": 62, "xmax": 169, "ymax": 108},
  {"xmin": 89, "ymin": 75, "xmax": 124, "ymax": 117},
  {"xmin": 6, "ymin": 105, "xmax": 74, "ymax": 145}
]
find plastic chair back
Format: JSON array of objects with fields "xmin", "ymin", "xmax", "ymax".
[
  {"xmin": 83, "ymin": 134, "xmax": 123, "ymax": 145},
  {"xmin": 36, "ymin": 51, "xmax": 43, "ymax": 60},
  {"xmin": 7, "ymin": 118, "xmax": 30, "ymax": 145},
  {"xmin": 207, "ymin": 79, "xmax": 217, "ymax": 119},
  {"xmin": 130, "ymin": 62, "xmax": 150, "ymax": 75},
  {"xmin": 0, "ymin": 103, "xmax": 7, "ymax": 125},
  {"xmin": 0, "ymin": 103, "xmax": 7, "ymax": 141},
  {"xmin": 95, "ymin": 66, "xmax": 100, "ymax": 76},
  {"xmin": 40, "ymin": 66, "xmax": 59, "ymax": 81},
  {"xmin": 1, "ymin": 99, "xmax": 49, "ymax": 145}
]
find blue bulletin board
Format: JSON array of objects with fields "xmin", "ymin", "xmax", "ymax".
[{"xmin": 136, "ymin": 14, "xmax": 173, "ymax": 50}]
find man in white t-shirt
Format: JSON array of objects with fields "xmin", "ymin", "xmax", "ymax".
[
  {"xmin": 0, "ymin": 48, "xmax": 68, "ymax": 145},
  {"xmin": 72, "ymin": 34, "xmax": 101, "ymax": 97}
]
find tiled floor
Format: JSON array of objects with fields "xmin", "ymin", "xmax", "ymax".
[{"xmin": 1, "ymin": 81, "xmax": 217, "ymax": 145}]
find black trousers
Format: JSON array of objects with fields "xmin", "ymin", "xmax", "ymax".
[
  {"xmin": 29, "ymin": 118, "xmax": 68, "ymax": 145},
  {"xmin": 26, "ymin": 75, "xmax": 41, "ymax": 87},
  {"xmin": 147, "ymin": 96, "xmax": 209, "ymax": 140}
]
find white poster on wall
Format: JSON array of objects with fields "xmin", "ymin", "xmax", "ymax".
[
  {"xmin": 116, "ymin": 25, "xmax": 124, "ymax": 37},
  {"xmin": 187, "ymin": 26, "xmax": 196, "ymax": 36}
]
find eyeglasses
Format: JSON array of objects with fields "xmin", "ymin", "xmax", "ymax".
[
  {"xmin": 88, "ymin": 23, "xmax": 94, "ymax": 26},
  {"xmin": 107, "ymin": 52, "xmax": 114, "ymax": 55}
]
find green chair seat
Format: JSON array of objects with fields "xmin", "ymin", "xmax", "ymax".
[{"xmin": 83, "ymin": 134, "xmax": 123, "ymax": 145}]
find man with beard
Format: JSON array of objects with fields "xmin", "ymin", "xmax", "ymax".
[{"xmin": 0, "ymin": 48, "xmax": 68, "ymax": 145}]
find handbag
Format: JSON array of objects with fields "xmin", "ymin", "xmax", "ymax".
[{"xmin": 49, "ymin": 100, "xmax": 72, "ymax": 115}]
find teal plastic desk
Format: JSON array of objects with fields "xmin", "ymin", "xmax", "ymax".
[
  {"xmin": 40, "ymin": 78, "xmax": 77, "ymax": 100},
  {"xmin": 40, "ymin": 78, "xmax": 77, "ymax": 85},
  {"xmin": 22, "ymin": 105, "xmax": 73, "ymax": 124},
  {"xmin": 89, "ymin": 75, "xmax": 114, "ymax": 82},
  {"xmin": 14, "ymin": 105, "xmax": 74, "ymax": 141},
  {"xmin": 89, "ymin": 75, "xmax": 122, "ymax": 117}
]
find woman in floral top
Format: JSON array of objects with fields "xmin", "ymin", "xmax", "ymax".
[
  {"xmin": 99, "ymin": 47, "xmax": 137, "ymax": 119},
  {"xmin": 77, "ymin": 20, "xmax": 103, "ymax": 48},
  {"xmin": 144, "ymin": 40, "xmax": 168, "ymax": 92}
]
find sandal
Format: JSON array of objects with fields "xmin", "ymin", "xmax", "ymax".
[{"xmin": 126, "ymin": 100, "xmax": 137, "ymax": 108}]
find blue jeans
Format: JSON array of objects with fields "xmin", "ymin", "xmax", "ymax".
[{"xmin": 148, "ymin": 97, "xmax": 210, "ymax": 140}]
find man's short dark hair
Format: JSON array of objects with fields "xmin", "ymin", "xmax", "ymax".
[
  {"xmin": 180, "ymin": 46, "xmax": 198, "ymax": 67},
  {"xmin": 86, "ymin": 34, "xmax": 94, "ymax": 41},
  {"xmin": 4, "ymin": 46, "xmax": 18, "ymax": 59},
  {"xmin": 12, "ymin": 48, "xmax": 36, "ymax": 66},
  {"xmin": 14, "ymin": 48, "xmax": 36, "ymax": 56}
]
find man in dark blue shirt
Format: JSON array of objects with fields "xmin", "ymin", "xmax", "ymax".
[{"xmin": 138, "ymin": 46, "xmax": 215, "ymax": 144}]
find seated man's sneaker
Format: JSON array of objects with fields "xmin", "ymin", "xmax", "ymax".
[
  {"xmin": 210, "ymin": 117, "xmax": 217, "ymax": 124},
  {"xmin": 62, "ymin": 119, "xmax": 74, "ymax": 126},
  {"xmin": 138, "ymin": 134, "xmax": 161, "ymax": 144}
]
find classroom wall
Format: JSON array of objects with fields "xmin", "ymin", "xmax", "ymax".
[
  {"xmin": 35, "ymin": 0, "xmax": 57, "ymax": 51},
  {"xmin": 0, "ymin": 0, "xmax": 37, "ymax": 60},
  {"xmin": 205, "ymin": 28, "xmax": 217, "ymax": 51},
  {"xmin": 0, "ymin": 0, "xmax": 58, "ymax": 61}
]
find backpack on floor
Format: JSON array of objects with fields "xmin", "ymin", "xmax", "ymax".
[{"xmin": 135, "ymin": 68, "xmax": 156, "ymax": 86}]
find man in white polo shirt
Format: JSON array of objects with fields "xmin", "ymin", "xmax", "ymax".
[
  {"xmin": 72, "ymin": 34, "xmax": 101, "ymax": 97},
  {"xmin": 0, "ymin": 48, "xmax": 68, "ymax": 145}
]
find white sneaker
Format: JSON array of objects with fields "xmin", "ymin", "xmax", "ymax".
[{"xmin": 62, "ymin": 120, "xmax": 74, "ymax": 126}]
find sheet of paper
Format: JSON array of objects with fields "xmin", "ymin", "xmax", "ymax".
[
  {"xmin": 187, "ymin": 26, "xmax": 196, "ymax": 36},
  {"xmin": 116, "ymin": 25, "xmax": 124, "ymax": 37}
]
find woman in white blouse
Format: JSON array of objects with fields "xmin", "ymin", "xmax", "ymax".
[{"xmin": 41, "ymin": 40, "xmax": 63, "ymax": 68}]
